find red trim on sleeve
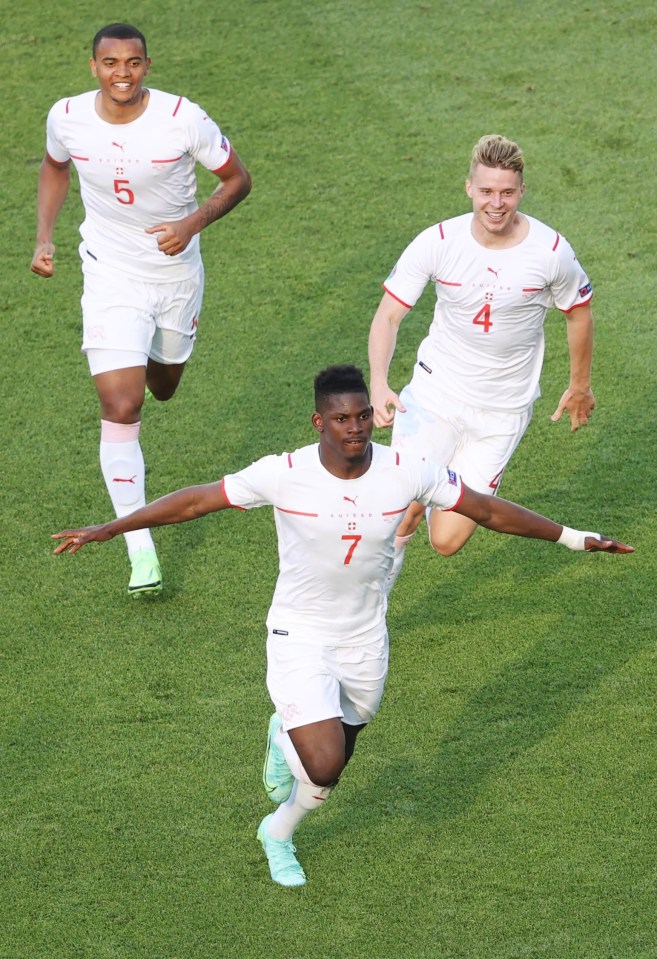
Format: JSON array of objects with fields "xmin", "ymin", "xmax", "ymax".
[
  {"xmin": 220, "ymin": 476, "xmax": 246, "ymax": 510},
  {"xmin": 552, "ymin": 233, "xmax": 560, "ymax": 252},
  {"xmin": 382, "ymin": 285, "xmax": 413, "ymax": 309},
  {"xmin": 172, "ymin": 96, "xmax": 183, "ymax": 117},
  {"xmin": 561, "ymin": 294, "xmax": 593, "ymax": 314},
  {"xmin": 444, "ymin": 482, "xmax": 465, "ymax": 513},
  {"xmin": 46, "ymin": 151, "xmax": 71, "ymax": 168},
  {"xmin": 211, "ymin": 144, "xmax": 233, "ymax": 174}
]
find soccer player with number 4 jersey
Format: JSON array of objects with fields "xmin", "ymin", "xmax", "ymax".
[
  {"xmin": 52, "ymin": 365, "xmax": 632, "ymax": 888},
  {"xmin": 31, "ymin": 23, "xmax": 251, "ymax": 597},
  {"xmin": 368, "ymin": 134, "xmax": 595, "ymax": 589}
]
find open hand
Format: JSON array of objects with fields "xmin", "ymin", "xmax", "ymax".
[
  {"xmin": 585, "ymin": 536, "xmax": 634, "ymax": 553},
  {"xmin": 52, "ymin": 525, "xmax": 114, "ymax": 555}
]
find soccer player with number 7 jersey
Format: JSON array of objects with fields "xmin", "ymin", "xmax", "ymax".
[
  {"xmin": 52, "ymin": 365, "xmax": 632, "ymax": 888},
  {"xmin": 31, "ymin": 22, "xmax": 251, "ymax": 597},
  {"xmin": 368, "ymin": 134, "xmax": 595, "ymax": 589}
]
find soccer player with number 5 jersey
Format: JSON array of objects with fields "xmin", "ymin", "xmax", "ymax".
[{"xmin": 32, "ymin": 23, "xmax": 251, "ymax": 597}]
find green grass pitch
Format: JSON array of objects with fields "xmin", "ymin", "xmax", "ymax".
[{"xmin": 2, "ymin": 1, "xmax": 656, "ymax": 956}]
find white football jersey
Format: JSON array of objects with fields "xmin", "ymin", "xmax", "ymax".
[
  {"xmin": 384, "ymin": 213, "xmax": 593, "ymax": 412},
  {"xmin": 222, "ymin": 442, "xmax": 463, "ymax": 644},
  {"xmin": 46, "ymin": 89, "xmax": 232, "ymax": 279}
]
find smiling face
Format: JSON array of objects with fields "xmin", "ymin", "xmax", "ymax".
[
  {"xmin": 312, "ymin": 391, "xmax": 374, "ymax": 478},
  {"xmin": 90, "ymin": 36, "xmax": 151, "ymax": 116},
  {"xmin": 465, "ymin": 163, "xmax": 526, "ymax": 247}
]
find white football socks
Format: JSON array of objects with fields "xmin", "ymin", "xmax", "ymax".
[
  {"xmin": 267, "ymin": 724, "xmax": 335, "ymax": 840},
  {"xmin": 99, "ymin": 419, "xmax": 155, "ymax": 557},
  {"xmin": 267, "ymin": 779, "xmax": 335, "ymax": 841}
]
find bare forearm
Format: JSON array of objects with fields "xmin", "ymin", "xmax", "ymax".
[
  {"xmin": 53, "ymin": 482, "xmax": 231, "ymax": 554},
  {"xmin": 188, "ymin": 158, "xmax": 252, "ymax": 235},
  {"xmin": 368, "ymin": 310, "xmax": 400, "ymax": 388},
  {"xmin": 35, "ymin": 159, "xmax": 70, "ymax": 243},
  {"xmin": 196, "ymin": 180, "xmax": 251, "ymax": 229},
  {"xmin": 111, "ymin": 483, "xmax": 228, "ymax": 537},
  {"xmin": 567, "ymin": 307, "xmax": 594, "ymax": 389},
  {"xmin": 458, "ymin": 493, "xmax": 562, "ymax": 542}
]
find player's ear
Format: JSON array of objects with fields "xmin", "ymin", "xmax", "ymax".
[
  {"xmin": 89, "ymin": 58, "xmax": 98, "ymax": 77},
  {"xmin": 311, "ymin": 411, "xmax": 324, "ymax": 434}
]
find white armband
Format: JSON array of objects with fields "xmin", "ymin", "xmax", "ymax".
[{"xmin": 557, "ymin": 526, "xmax": 601, "ymax": 551}]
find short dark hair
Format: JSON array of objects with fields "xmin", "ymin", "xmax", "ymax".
[
  {"xmin": 92, "ymin": 23, "xmax": 147, "ymax": 59},
  {"xmin": 314, "ymin": 365, "xmax": 369, "ymax": 410}
]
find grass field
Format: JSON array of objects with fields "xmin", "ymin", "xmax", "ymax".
[{"xmin": 2, "ymin": 1, "xmax": 656, "ymax": 956}]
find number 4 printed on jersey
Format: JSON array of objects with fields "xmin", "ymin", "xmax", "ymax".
[{"xmin": 472, "ymin": 303, "xmax": 492, "ymax": 333}]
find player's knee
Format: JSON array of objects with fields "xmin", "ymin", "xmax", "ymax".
[
  {"xmin": 304, "ymin": 755, "xmax": 344, "ymax": 787},
  {"xmin": 147, "ymin": 381, "xmax": 177, "ymax": 402},
  {"xmin": 428, "ymin": 532, "xmax": 466, "ymax": 557},
  {"xmin": 100, "ymin": 399, "xmax": 143, "ymax": 423}
]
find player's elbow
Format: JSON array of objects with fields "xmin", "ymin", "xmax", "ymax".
[{"xmin": 237, "ymin": 169, "xmax": 253, "ymax": 199}]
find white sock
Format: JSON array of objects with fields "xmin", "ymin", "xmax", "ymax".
[
  {"xmin": 274, "ymin": 724, "xmax": 312, "ymax": 783},
  {"xmin": 385, "ymin": 532, "xmax": 415, "ymax": 593},
  {"xmin": 99, "ymin": 419, "xmax": 154, "ymax": 557},
  {"xmin": 267, "ymin": 779, "xmax": 335, "ymax": 841}
]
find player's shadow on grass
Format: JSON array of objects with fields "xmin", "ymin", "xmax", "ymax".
[{"xmin": 334, "ymin": 580, "xmax": 648, "ymax": 835}]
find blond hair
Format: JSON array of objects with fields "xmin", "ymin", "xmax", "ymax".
[{"xmin": 469, "ymin": 135, "xmax": 524, "ymax": 180}]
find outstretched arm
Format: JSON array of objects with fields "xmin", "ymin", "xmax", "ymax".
[
  {"xmin": 368, "ymin": 292, "xmax": 410, "ymax": 428},
  {"xmin": 454, "ymin": 483, "xmax": 633, "ymax": 553},
  {"xmin": 551, "ymin": 303, "xmax": 595, "ymax": 431},
  {"xmin": 52, "ymin": 481, "xmax": 231, "ymax": 554},
  {"xmin": 145, "ymin": 148, "xmax": 252, "ymax": 256},
  {"xmin": 31, "ymin": 155, "xmax": 71, "ymax": 277}
]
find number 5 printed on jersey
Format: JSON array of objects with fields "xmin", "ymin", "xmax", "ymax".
[{"xmin": 114, "ymin": 179, "xmax": 135, "ymax": 205}]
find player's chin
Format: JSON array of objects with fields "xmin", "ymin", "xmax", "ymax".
[{"xmin": 343, "ymin": 439, "xmax": 369, "ymax": 455}]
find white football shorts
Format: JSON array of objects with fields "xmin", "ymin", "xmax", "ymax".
[
  {"xmin": 266, "ymin": 628, "xmax": 389, "ymax": 731},
  {"xmin": 80, "ymin": 254, "xmax": 204, "ymax": 365},
  {"xmin": 392, "ymin": 379, "xmax": 532, "ymax": 494}
]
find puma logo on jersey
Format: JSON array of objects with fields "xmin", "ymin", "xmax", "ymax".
[
  {"xmin": 112, "ymin": 141, "xmax": 126, "ymax": 151},
  {"xmin": 487, "ymin": 266, "xmax": 501, "ymax": 278},
  {"xmin": 343, "ymin": 495, "xmax": 358, "ymax": 506}
]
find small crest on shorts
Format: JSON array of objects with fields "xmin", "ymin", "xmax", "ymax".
[{"xmin": 447, "ymin": 469, "xmax": 458, "ymax": 486}]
